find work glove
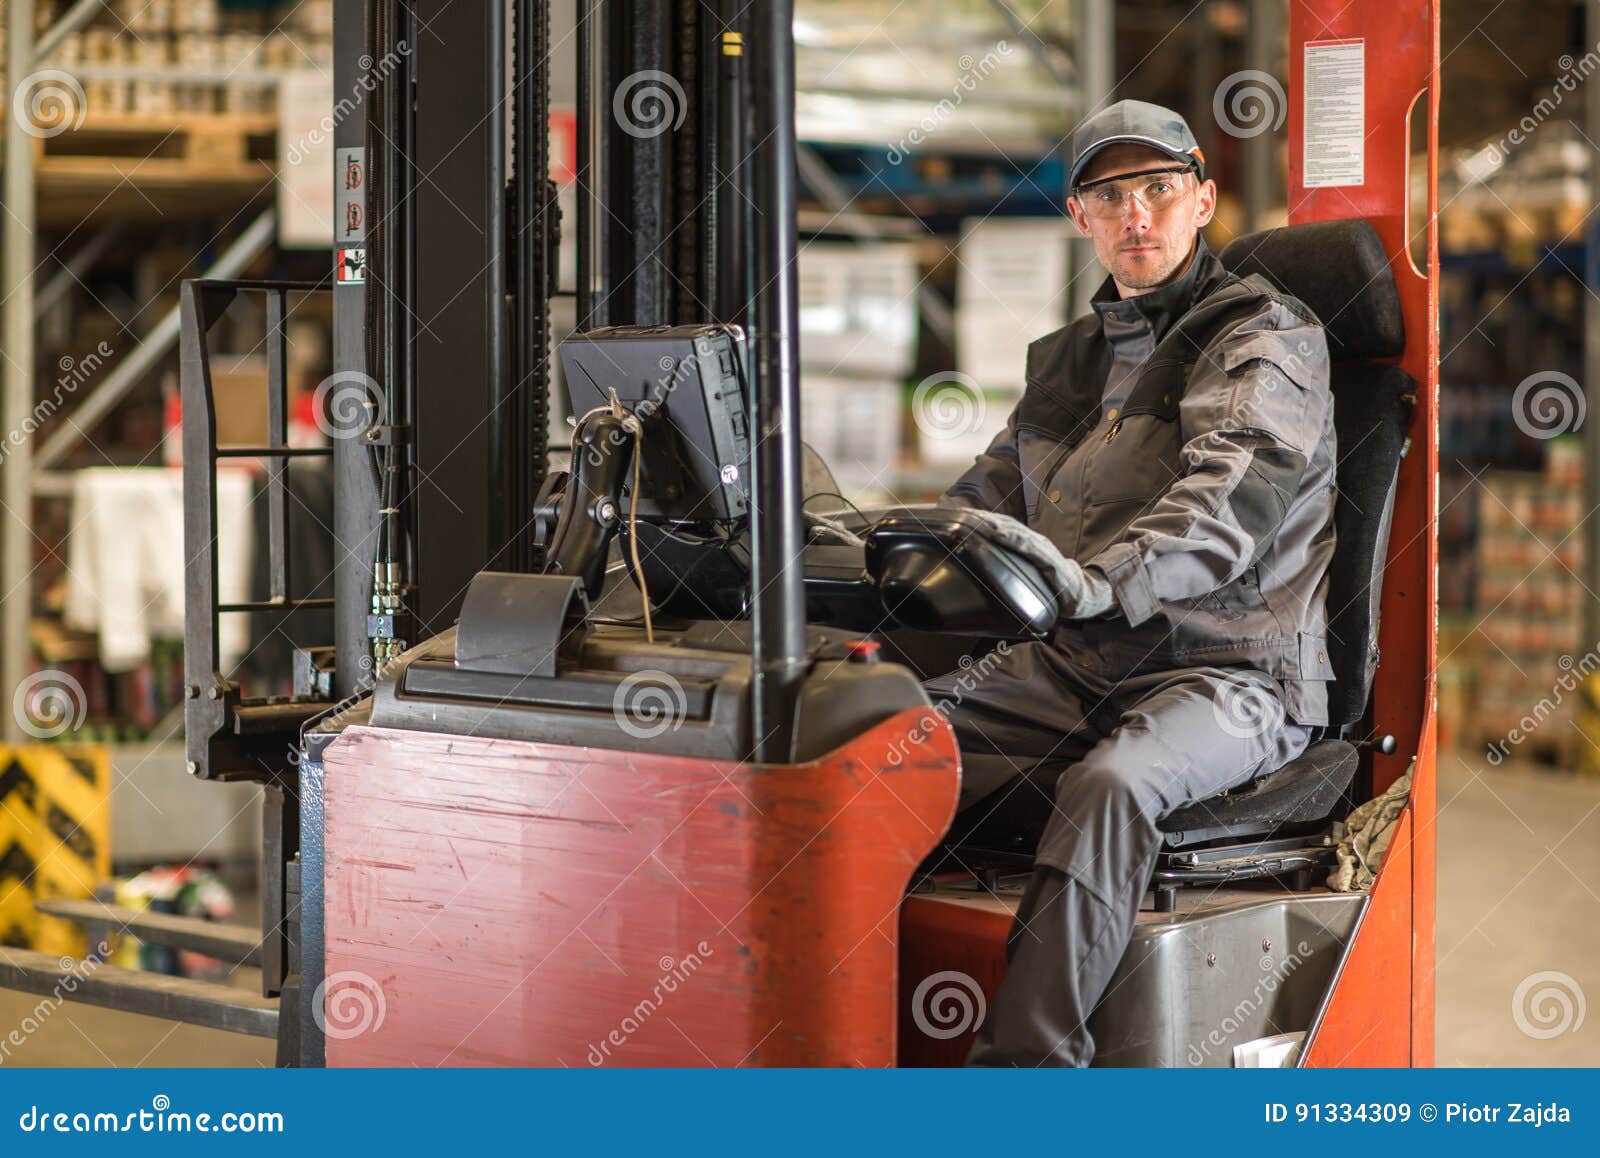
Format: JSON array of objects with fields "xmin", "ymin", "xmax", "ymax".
[{"xmin": 947, "ymin": 508, "xmax": 1115, "ymax": 621}]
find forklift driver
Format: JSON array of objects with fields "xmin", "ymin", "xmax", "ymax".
[{"xmin": 926, "ymin": 100, "xmax": 1337, "ymax": 1066}]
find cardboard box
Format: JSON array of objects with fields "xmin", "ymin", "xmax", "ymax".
[
  {"xmin": 799, "ymin": 375, "xmax": 902, "ymax": 502},
  {"xmin": 798, "ymin": 242, "xmax": 918, "ymax": 378},
  {"xmin": 957, "ymin": 217, "xmax": 1075, "ymax": 388}
]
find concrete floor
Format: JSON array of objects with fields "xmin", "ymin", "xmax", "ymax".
[
  {"xmin": 1, "ymin": 747, "xmax": 1596, "ymax": 1067},
  {"xmin": 1434, "ymin": 749, "xmax": 1600, "ymax": 1065}
]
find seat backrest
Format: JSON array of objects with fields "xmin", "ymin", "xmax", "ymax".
[{"xmin": 1220, "ymin": 220, "xmax": 1415, "ymax": 730}]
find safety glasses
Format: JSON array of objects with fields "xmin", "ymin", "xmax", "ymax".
[{"xmin": 1072, "ymin": 164, "xmax": 1198, "ymax": 220}]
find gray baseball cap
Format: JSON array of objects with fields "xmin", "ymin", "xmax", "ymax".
[{"xmin": 1068, "ymin": 100, "xmax": 1206, "ymax": 190}]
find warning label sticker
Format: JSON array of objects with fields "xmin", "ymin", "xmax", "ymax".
[
  {"xmin": 1303, "ymin": 40, "xmax": 1365, "ymax": 188},
  {"xmin": 337, "ymin": 248, "xmax": 367, "ymax": 285},
  {"xmin": 336, "ymin": 146, "xmax": 366, "ymax": 244}
]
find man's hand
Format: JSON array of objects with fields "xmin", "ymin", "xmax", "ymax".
[{"xmin": 948, "ymin": 508, "xmax": 1115, "ymax": 621}]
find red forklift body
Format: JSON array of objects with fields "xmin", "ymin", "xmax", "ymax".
[
  {"xmin": 323, "ymin": 711, "xmax": 957, "ymax": 1066},
  {"xmin": 321, "ymin": 0, "xmax": 1437, "ymax": 1068}
]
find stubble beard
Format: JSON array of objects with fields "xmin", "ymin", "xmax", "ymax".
[{"xmin": 1112, "ymin": 244, "xmax": 1182, "ymax": 290}]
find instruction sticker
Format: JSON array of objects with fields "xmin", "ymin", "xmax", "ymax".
[
  {"xmin": 1302, "ymin": 40, "xmax": 1364, "ymax": 188},
  {"xmin": 337, "ymin": 248, "xmax": 367, "ymax": 285},
  {"xmin": 336, "ymin": 146, "xmax": 366, "ymax": 244}
]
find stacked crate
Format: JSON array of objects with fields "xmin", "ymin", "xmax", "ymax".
[
  {"xmin": 1469, "ymin": 439, "xmax": 1586, "ymax": 764},
  {"xmin": 17, "ymin": 0, "xmax": 333, "ymax": 117},
  {"xmin": 942, "ymin": 217, "xmax": 1075, "ymax": 470},
  {"xmin": 797, "ymin": 241, "xmax": 918, "ymax": 503}
]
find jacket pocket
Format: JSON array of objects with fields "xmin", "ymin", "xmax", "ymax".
[
  {"xmin": 1016, "ymin": 427, "xmax": 1075, "ymax": 521},
  {"xmin": 1297, "ymin": 631, "xmax": 1336, "ymax": 680},
  {"xmin": 1212, "ymin": 565, "xmax": 1269, "ymax": 614},
  {"xmin": 1220, "ymin": 332, "xmax": 1329, "ymax": 457},
  {"xmin": 1084, "ymin": 412, "xmax": 1182, "ymax": 507}
]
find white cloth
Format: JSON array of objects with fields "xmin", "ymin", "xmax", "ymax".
[
  {"xmin": 64, "ymin": 467, "xmax": 254, "ymax": 674},
  {"xmin": 1327, "ymin": 763, "xmax": 1414, "ymax": 892}
]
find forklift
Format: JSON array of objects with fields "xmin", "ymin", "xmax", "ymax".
[{"xmin": 0, "ymin": 0, "xmax": 1438, "ymax": 1067}]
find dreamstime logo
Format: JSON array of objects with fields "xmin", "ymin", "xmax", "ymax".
[
  {"xmin": 312, "ymin": 970, "xmax": 387, "ymax": 1040},
  {"xmin": 1275, "ymin": 336, "xmax": 1324, "ymax": 390},
  {"xmin": 12, "ymin": 70, "xmax": 87, "ymax": 139},
  {"xmin": 1186, "ymin": 939, "xmax": 1315, "ymax": 1065},
  {"xmin": 0, "ymin": 340, "xmax": 113, "ymax": 467},
  {"xmin": 886, "ymin": 642, "xmax": 1011, "ymax": 767},
  {"xmin": 912, "ymin": 372, "xmax": 986, "ymax": 442},
  {"xmin": 1473, "ymin": 44, "xmax": 1600, "ymax": 170},
  {"xmin": 613, "ymin": 70, "xmax": 687, "ymax": 139},
  {"xmin": 1213, "ymin": 70, "xmax": 1286, "ymax": 139},
  {"xmin": 612, "ymin": 670, "xmax": 688, "ymax": 740},
  {"xmin": 1487, "ymin": 647, "xmax": 1600, "ymax": 765},
  {"xmin": 886, "ymin": 42, "xmax": 1013, "ymax": 163},
  {"xmin": 13, "ymin": 670, "xmax": 87, "ymax": 739},
  {"xmin": 313, "ymin": 371, "xmax": 384, "ymax": 441},
  {"xmin": 1511, "ymin": 371, "xmax": 1585, "ymax": 440},
  {"xmin": 1211, "ymin": 674, "xmax": 1285, "ymax": 741},
  {"xmin": 0, "ymin": 943, "xmax": 109, "ymax": 1065},
  {"xmin": 1512, "ymin": 970, "xmax": 1586, "ymax": 1040},
  {"xmin": 285, "ymin": 42, "xmax": 410, "ymax": 166},
  {"xmin": 911, "ymin": 970, "xmax": 986, "ymax": 1040},
  {"xmin": 586, "ymin": 941, "xmax": 714, "ymax": 1066},
  {"xmin": 581, "ymin": 353, "xmax": 696, "ymax": 468}
]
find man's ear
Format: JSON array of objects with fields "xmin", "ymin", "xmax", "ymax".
[
  {"xmin": 1065, "ymin": 195, "xmax": 1093, "ymax": 237},
  {"xmin": 1192, "ymin": 178, "xmax": 1218, "ymax": 229}
]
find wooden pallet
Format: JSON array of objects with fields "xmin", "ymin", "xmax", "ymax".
[
  {"xmin": 29, "ymin": 113, "xmax": 278, "ymax": 226},
  {"xmin": 35, "ymin": 112, "xmax": 277, "ymax": 181}
]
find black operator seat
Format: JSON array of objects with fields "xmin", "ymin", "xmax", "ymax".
[{"xmin": 1153, "ymin": 218, "xmax": 1415, "ymax": 871}]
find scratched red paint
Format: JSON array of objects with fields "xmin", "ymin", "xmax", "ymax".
[
  {"xmin": 323, "ymin": 709, "xmax": 958, "ymax": 1066},
  {"xmin": 1288, "ymin": 0, "xmax": 1438, "ymax": 1067},
  {"xmin": 898, "ymin": 896, "xmax": 1010, "ymax": 1067}
]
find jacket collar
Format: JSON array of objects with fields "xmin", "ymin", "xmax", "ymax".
[{"xmin": 1089, "ymin": 234, "xmax": 1225, "ymax": 344}]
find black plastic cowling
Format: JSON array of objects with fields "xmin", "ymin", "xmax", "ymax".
[{"xmin": 866, "ymin": 511, "xmax": 1059, "ymax": 638}]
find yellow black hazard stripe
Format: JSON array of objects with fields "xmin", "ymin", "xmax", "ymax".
[{"xmin": 0, "ymin": 744, "xmax": 110, "ymax": 956}]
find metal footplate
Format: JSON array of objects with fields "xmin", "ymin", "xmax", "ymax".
[
  {"xmin": 33, "ymin": 898, "xmax": 264, "ymax": 968},
  {"xmin": 0, "ymin": 947, "xmax": 278, "ymax": 1038}
]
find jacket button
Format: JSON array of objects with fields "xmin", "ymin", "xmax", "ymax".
[
  {"xmin": 1318, "ymin": 651, "xmax": 1326, "ymax": 663},
  {"xmin": 1049, "ymin": 489, "xmax": 1062, "ymax": 503},
  {"xmin": 1081, "ymin": 657, "xmax": 1095, "ymax": 669}
]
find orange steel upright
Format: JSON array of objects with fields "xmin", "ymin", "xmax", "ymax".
[{"xmin": 1289, "ymin": 0, "xmax": 1439, "ymax": 1068}]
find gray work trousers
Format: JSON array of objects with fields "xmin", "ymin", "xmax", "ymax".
[{"xmin": 923, "ymin": 642, "xmax": 1313, "ymax": 1067}]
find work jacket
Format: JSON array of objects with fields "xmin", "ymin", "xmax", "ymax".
[{"xmin": 943, "ymin": 237, "xmax": 1338, "ymax": 725}]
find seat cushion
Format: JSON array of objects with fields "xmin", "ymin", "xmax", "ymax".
[{"xmin": 1158, "ymin": 738, "xmax": 1359, "ymax": 847}]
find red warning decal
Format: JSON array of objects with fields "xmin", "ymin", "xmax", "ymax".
[{"xmin": 337, "ymin": 248, "xmax": 367, "ymax": 285}]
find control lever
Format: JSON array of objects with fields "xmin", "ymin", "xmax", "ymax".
[{"xmin": 544, "ymin": 402, "xmax": 637, "ymax": 600}]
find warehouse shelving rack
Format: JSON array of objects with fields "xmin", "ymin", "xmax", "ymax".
[{"xmin": 2, "ymin": 0, "xmax": 309, "ymax": 751}]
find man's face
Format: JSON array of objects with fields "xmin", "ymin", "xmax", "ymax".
[{"xmin": 1066, "ymin": 143, "xmax": 1217, "ymax": 296}]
